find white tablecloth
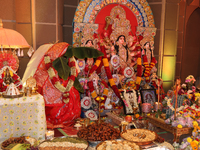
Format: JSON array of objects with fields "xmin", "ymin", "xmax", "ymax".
[{"xmin": 0, "ymin": 94, "xmax": 46, "ymax": 143}]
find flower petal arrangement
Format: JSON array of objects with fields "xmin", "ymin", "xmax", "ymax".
[{"xmin": 165, "ymin": 104, "xmax": 200, "ymax": 128}]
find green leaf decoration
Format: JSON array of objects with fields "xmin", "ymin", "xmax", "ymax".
[
  {"xmin": 74, "ymin": 77, "xmax": 84, "ymax": 93},
  {"xmin": 155, "ymin": 113, "xmax": 158, "ymax": 118},
  {"xmin": 52, "ymin": 57, "xmax": 70, "ymax": 80},
  {"xmin": 155, "ymin": 109, "xmax": 162, "ymax": 118},
  {"xmin": 64, "ymin": 46, "xmax": 104, "ymax": 59}
]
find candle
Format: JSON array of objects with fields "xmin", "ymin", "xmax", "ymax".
[{"xmin": 45, "ymin": 130, "xmax": 54, "ymax": 140}]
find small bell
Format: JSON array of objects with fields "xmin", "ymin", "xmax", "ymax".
[
  {"xmin": 17, "ymin": 48, "xmax": 21, "ymax": 57},
  {"xmin": 20, "ymin": 49, "xmax": 24, "ymax": 57},
  {"xmin": 27, "ymin": 47, "xmax": 34, "ymax": 57},
  {"xmin": 31, "ymin": 47, "xmax": 35, "ymax": 53}
]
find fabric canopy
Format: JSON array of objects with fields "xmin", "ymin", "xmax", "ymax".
[{"xmin": 0, "ymin": 28, "xmax": 30, "ymax": 48}]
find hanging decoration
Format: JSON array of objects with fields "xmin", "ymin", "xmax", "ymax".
[
  {"xmin": 111, "ymin": 55, "xmax": 120, "ymax": 68},
  {"xmin": 81, "ymin": 96, "xmax": 92, "ymax": 109},
  {"xmin": 0, "ymin": 50, "xmax": 19, "ymax": 72},
  {"xmin": 111, "ymin": 92, "xmax": 120, "ymax": 104},
  {"xmin": 124, "ymin": 67, "xmax": 134, "ymax": 78},
  {"xmin": 79, "ymin": 78, "xmax": 87, "ymax": 88},
  {"xmin": 77, "ymin": 59, "xmax": 86, "ymax": 70},
  {"xmin": 85, "ymin": 110, "xmax": 98, "ymax": 120},
  {"xmin": 112, "ymin": 74, "xmax": 119, "ymax": 86}
]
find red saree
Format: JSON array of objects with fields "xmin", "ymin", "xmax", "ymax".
[{"xmin": 33, "ymin": 42, "xmax": 81, "ymax": 125}]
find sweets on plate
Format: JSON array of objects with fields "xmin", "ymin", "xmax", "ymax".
[
  {"xmin": 77, "ymin": 122, "xmax": 120, "ymax": 141},
  {"xmin": 97, "ymin": 140, "xmax": 140, "ymax": 150},
  {"xmin": 121, "ymin": 129, "xmax": 156, "ymax": 143}
]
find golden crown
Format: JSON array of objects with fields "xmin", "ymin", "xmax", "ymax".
[{"xmin": 109, "ymin": 6, "xmax": 131, "ymax": 42}]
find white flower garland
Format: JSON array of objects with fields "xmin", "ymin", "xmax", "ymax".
[
  {"xmin": 0, "ymin": 66, "xmax": 16, "ymax": 75},
  {"xmin": 166, "ymin": 98, "xmax": 184, "ymax": 112},
  {"xmin": 121, "ymin": 89, "xmax": 138, "ymax": 113},
  {"xmin": 44, "ymin": 56, "xmax": 77, "ymax": 104},
  {"xmin": 190, "ymin": 104, "xmax": 200, "ymax": 111}
]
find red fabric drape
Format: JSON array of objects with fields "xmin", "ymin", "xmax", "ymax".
[{"xmin": 33, "ymin": 42, "xmax": 81, "ymax": 125}]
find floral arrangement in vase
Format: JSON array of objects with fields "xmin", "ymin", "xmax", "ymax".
[{"xmin": 185, "ymin": 75, "xmax": 196, "ymax": 90}]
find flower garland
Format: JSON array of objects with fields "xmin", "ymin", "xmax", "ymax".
[
  {"xmin": 136, "ymin": 53, "xmax": 142, "ymax": 89},
  {"xmin": 100, "ymin": 46, "xmax": 122, "ymax": 99},
  {"xmin": 44, "ymin": 55, "xmax": 77, "ymax": 104},
  {"xmin": 142, "ymin": 54, "xmax": 156, "ymax": 82},
  {"xmin": 0, "ymin": 66, "xmax": 22, "ymax": 92},
  {"xmin": 166, "ymin": 98, "xmax": 184, "ymax": 112},
  {"xmin": 88, "ymin": 56, "xmax": 102, "ymax": 76},
  {"xmin": 87, "ymin": 79, "xmax": 109, "ymax": 102},
  {"xmin": 83, "ymin": 55, "xmax": 109, "ymax": 105},
  {"xmin": 120, "ymin": 90, "xmax": 133, "ymax": 112},
  {"xmin": 86, "ymin": 45, "xmax": 122, "ymax": 106},
  {"xmin": 120, "ymin": 89, "xmax": 138, "ymax": 112}
]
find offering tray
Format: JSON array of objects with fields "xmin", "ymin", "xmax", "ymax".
[
  {"xmin": 2, "ymin": 92, "xmax": 24, "ymax": 98},
  {"xmin": 96, "ymin": 139, "xmax": 142, "ymax": 150},
  {"xmin": 120, "ymin": 129, "xmax": 158, "ymax": 146},
  {"xmin": 38, "ymin": 136, "xmax": 89, "ymax": 150}
]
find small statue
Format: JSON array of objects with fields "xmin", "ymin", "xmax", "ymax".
[
  {"xmin": 3, "ymin": 68, "xmax": 13, "ymax": 85},
  {"xmin": 105, "ymin": 89, "xmax": 113, "ymax": 109}
]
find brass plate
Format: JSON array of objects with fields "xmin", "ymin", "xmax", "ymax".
[
  {"xmin": 120, "ymin": 129, "xmax": 158, "ymax": 146},
  {"xmin": 96, "ymin": 139, "xmax": 142, "ymax": 150},
  {"xmin": 2, "ymin": 92, "xmax": 24, "ymax": 98}
]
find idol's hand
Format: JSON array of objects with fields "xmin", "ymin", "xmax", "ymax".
[{"xmin": 142, "ymin": 49, "xmax": 145, "ymax": 55}]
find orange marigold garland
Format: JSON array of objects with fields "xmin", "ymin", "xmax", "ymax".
[
  {"xmin": 44, "ymin": 55, "xmax": 77, "ymax": 104},
  {"xmin": 87, "ymin": 79, "xmax": 108, "ymax": 103},
  {"xmin": 101, "ymin": 46, "xmax": 120, "ymax": 97},
  {"xmin": 89, "ymin": 56, "xmax": 102, "ymax": 76},
  {"xmin": 100, "ymin": 46, "xmax": 129, "ymax": 107},
  {"xmin": 142, "ymin": 55, "xmax": 156, "ymax": 82},
  {"xmin": 136, "ymin": 53, "xmax": 142, "ymax": 89}
]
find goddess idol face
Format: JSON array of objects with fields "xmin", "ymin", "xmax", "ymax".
[
  {"xmin": 85, "ymin": 40, "xmax": 93, "ymax": 47},
  {"xmin": 118, "ymin": 36, "xmax": 125, "ymax": 45},
  {"xmin": 117, "ymin": 35, "xmax": 126, "ymax": 45},
  {"xmin": 144, "ymin": 42, "xmax": 150, "ymax": 49}
]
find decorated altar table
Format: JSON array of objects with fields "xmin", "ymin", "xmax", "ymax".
[
  {"xmin": 147, "ymin": 115, "xmax": 192, "ymax": 143},
  {"xmin": 0, "ymin": 93, "xmax": 46, "ymax": 143}
]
